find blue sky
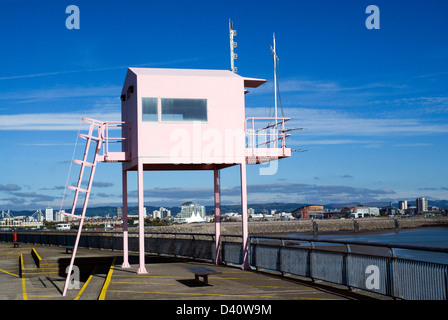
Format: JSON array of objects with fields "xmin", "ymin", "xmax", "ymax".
[{"xmin": 0, "ymin": 0, "xmax": 447, "ymax": 211}]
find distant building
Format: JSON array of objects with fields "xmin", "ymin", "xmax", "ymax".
[
  {"xmin": 348, "ymin": 205, "xmax": 380, "ymax": 218},
  {"xmin": 152, "ymin": 210, "xmax": 161, "ymax": 219},
  {"xmin": 55, "ymin": 210, "xmax": 66, "ymax": 222},
  {"xmin": 416, "ymin": 197, "xmax": 428, "ymax": 213},
  {"xmin": 280, "ymin": 212, "xmax": 294, "ymax": 220},
  {"xmin": 45, "ymin": 207, "xmax": 54, "ymax": 222},
  {"xmin": 152, "ymin": 208, "xmax": 170, "ymax": 219},
  {"xmin": 398, "ymin": 200, "xmax": 408, "ymax": 210},
  {"xmin": 159, "ymin": 207, "xmax": 171, "ymax": 219},
  {"xmin": 249, "ymin": 213, "xmax": 263, "ymax": 221},
  {"xmin": 405, "ymin": 207, "xmax": 417, "ymax": 215},
  {"xmin": 223, "ymin": 212, "xmax": 241, "ymax": 221},
  {"xmin": 174, "ymin": 202, "xmax": 206, "ymax": 223},
  {"xmin": 368, "ymin": 207, "xmax": 380, "ymax": 216},
  {"xmin": 294, "ymin": 205, "xmax": 324, "ymax": 219},
  {"xmin": 116, "ymin": 207, "xmax": 123, "ymax": 219},
  {"xmin": 349, "ymin": 206, "xmax": 369, "ymax": 218}
]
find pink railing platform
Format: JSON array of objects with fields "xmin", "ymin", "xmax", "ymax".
[
  {"xmin": 81, "ymin": 117, "xmax": 129, "ymax": 162},
  {"xmin": 245, "ymin": 117, "xmax": 291, "ymax": 164}
]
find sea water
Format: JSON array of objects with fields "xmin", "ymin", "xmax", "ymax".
[{"xmin": 273, "ymin": 226, "xmax": 448, "ymax": 264}]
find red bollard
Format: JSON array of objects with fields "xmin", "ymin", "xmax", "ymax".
[{"xmin": 13, "ymin": 233, "xmax": 17, "ymax": 243}]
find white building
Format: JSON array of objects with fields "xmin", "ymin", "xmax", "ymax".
[
  {"xmin": 55, "ymin": 210, "xmax": 66, "ymax": 222},
  {"xmin": 368, "ymin": 207, "xmax": 380, "ymax": 216},
  {"xmin": 398, "ymin": 200, "xmax": 408, "ymax": 210},
  {"xmin": 416, "ymin": 198, "xmax": 428, "ymax": 213},
  {"xmin": 223, "ymin": 212, "xmax": 241, "ymax": 221},
  {"xmin": 174, "ymin": 202, "xmax": 206, "ymax": 223},
  {"xmin": 45, "ymin": 207, "xmax": 54, "ymax": 222},
  {"xmin": 349, "ymin": 206, "xmax": 380, "ymax": 218},
  {"xmin": 280, "ymin": 212, "xmax": 295, "ymax": 220},
  {"xmin": 159, "ymin": 207, "xmax": 171, "ymax": 219},
  {"xmin": 249, "ymin": 213, "xmax": 263, "ymax": 221}
]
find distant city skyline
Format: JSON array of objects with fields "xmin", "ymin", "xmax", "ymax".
[{"xmin": 0, "ymin": 1, "xmax": 447, "ymax": 210}]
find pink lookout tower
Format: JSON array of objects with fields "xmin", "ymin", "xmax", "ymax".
[{"xmin": 62, "ymin": 26, "xmax": 293, "ymax": 296}]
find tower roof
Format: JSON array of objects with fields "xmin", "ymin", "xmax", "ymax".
[{"xmin": 128, "ymin": 67, "xmax": 266, "ymax": 88}]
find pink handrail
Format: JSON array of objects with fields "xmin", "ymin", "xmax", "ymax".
[{"xmin": 245, "ymin": 117, "xmax": 290, "ymax": 150}]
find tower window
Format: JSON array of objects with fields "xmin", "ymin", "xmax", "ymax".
[
  {"xmin": 142, "ymin": 97, "xmax": 158, "ymax": 122},
  {"xmin": 161, "ymin": 98, "xmax": 207, "ymax": 122}
]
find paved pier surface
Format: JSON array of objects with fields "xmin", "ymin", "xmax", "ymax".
[{"xmin": 0, "ymin": 242, "xmax": 383, "ymax": 301}]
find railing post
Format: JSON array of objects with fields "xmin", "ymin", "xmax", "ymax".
[
  {"xmin": 174, "ymin": 234, "xmax": 178, "ymax": 258},
  {"xmin": 222, "ymin": 236, "xmax": 226, "ymax": 264},
  {"xmin": 389, "ymin": 247, "xmax": 397, "ymax": 299},
  {"xmin": 192, "ymin": 234, "xmax": 196, "ymax": 260},
  {"xmin": 345, "ymin": 244, "xmax": 351, "ymax": 289},
  {"xmin": 251, "ymin": 118, "xmax": 255, "ymax": 152},
  {"xmin": 308, "ymin": 240, "xmax": 315, "ymax": 281},
  {"xmin": 281, "ymin": 119, "xmax": 285, "ymax": 151},
  {"xmin": 280, "ymin": 239, "xmax": 284, "ymax": 275}
]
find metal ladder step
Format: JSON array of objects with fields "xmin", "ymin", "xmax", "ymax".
[
  {"xmin": 73, "ymin": 159, "xmax": 95, "ymax": 167},
  {"xmin": 78, "ymin": 133, "xmax": 101, "ymax": 141},
  {"xmin": 66, "ymin": 185, "xmax": 89, "ymax": 193}
]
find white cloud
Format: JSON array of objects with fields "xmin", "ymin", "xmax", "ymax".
[
  {"xmin": 246, "ymin": 107, "xmax": 448, "ymax": 140},
  {"xmin": 0, "ymin": 112, "xmax": 121, "ymax": 131},
  {"xmin": 0, "ymin": 86, "xmax": 121, "ymax": 102}
]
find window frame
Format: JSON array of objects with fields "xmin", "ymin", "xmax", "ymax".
[{"xmin": 141, "ymin": 97, "xmax": 208, "ymax": 123}]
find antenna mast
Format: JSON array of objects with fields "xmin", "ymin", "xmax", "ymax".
[
  {"xmin": 270, "ymin": 33, "xmax": 279, "ymax": 145},
  {"xmin": 229, "ymin": 19, "xmax": 237, "ymax": 73}
]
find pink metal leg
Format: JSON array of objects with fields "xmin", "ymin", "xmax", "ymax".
[
  {"xmin": 240, "ymin": 162, "xmax": 250, "ymax": 270},
  {"xmin": 121, "ymin": 169, "xmax": 130, "ymax": 268},
  {"xmin": 137, "ymin": 162, "xmax": 147, "ymax": 274},
  {"xmin": 214, "ymin": 167, "xmax": 221, "ymax": 265}
]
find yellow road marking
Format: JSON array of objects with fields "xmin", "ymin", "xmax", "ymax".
[
  {"xmin": 250, "ymin": 285, "xmax": 310, "ymax": 289},
  {"xmin": 113, "ymin": 275, "xmax": 180, "ymax": 279},
  {"xmin": 22, "ymin": 278, "xmax": 27, "ymax": 300},
  {"xmin": 111, "ymin": 281, "xmax": 174, "ymax": 286},
  {"xmin": 0, "ymin": 269, "xmax": 19, "ymax": 277},
  {"xmin": 113, "ymin": 274, "xmax": 278, "ymax": 281},
  {"xmin": 75, "ymin": 266, "xmax": 97, "ymax": 300},
  {"xmin": 292, "ymin": 297, "xmax": 346, "ymax": 300},
  {"xmin": 32, "ymin": 248, "xmax": 42, "ymax": 261},
  {"xmin": 107, "ymin": 289, "xmax": 278, "ymax": 299},
  {"xmin": 98, "ymin": 257, "xmax": 116, "ymax": 300}
]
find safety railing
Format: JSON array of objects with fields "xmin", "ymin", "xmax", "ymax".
[
  {"xmin": 249, "ymin": 235, "xmax": 448, "ymax": 300},
  {"xmin": 245, "ymin": 117, "xmax": 290, "ymax": 151},
  {"xmin": 3, "ymin": 231, "xmax": 447, "ymax": 299},
  {"xmin": 80, "ymin": 117, "xmax": 129, "ymax": 162},
  {"xmin": 0, "ymin": 231, "xmax": 244, "ymax": 267}
]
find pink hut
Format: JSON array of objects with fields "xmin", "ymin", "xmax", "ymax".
[{"xmin": 62, "ymin": 30, "xmax": 292, "ymax": 296}]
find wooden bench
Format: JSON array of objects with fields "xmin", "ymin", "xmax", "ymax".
[
  {"xmin": 13, "ymin": 242, "xmax": 21, "ymax": 248},
  {"xmin": 184, "ymin": 266, "xmax": 222, "ymax": 286},
  {"xmin": 62, "ymin": 246, "xmax": 74, "ymax": 254}
]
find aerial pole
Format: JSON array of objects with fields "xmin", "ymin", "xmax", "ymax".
[
  {"xmin": 229, "ymin": 19, "xmax": 237, "ymax": 73},
  {"xmin": 270, "ymin": 33, "xmax": 279, "ymax": 147}
]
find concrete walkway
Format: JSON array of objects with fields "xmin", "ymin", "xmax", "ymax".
[{"xmin": 0, "ymin": 242, "xmax": 382, "ymax": 301}]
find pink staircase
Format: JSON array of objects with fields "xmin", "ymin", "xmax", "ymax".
[{"xmin": 62, "ymin": 118, "xmax": 127, "ymax": 296}]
